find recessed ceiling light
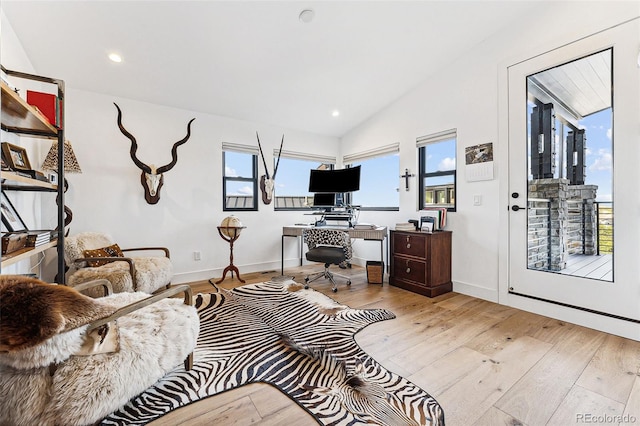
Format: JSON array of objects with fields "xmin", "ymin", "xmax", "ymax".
[
  {"xmin": 299, "ymin": 9, "xmax": 314, "ymax": 23},
  {"xmin": 332, "ymin": 110, "xmax": 340, "ymax": 117},
  {"xmin": 108, "ymin": 53, "xmax": 123, "ymax": 63}
]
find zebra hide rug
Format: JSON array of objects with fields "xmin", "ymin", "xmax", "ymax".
[{"xmin": 102, "ymin": 279, "xmax": 445, "ymax": 425}]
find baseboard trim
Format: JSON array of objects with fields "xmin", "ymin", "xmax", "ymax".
[
  {"xmin": 505, "ymin": 292, "xmax": 640, "ymax": 341},
  {"xmin": 452, "ymin": 280, "xmax": 498, "ymax": 303},
  {"xmin": 172, "ymin": 260, "xmax": 295, "ymax": 285}
]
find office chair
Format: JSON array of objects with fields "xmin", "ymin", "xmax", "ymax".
[{"xmin": 303, "ymin": 228, "xmax": 352, "ymax": 292}]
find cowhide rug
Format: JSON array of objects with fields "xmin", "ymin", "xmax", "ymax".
[{"xmin": 102, "ymin": 279, "xmax": 444, "ymax": 425}]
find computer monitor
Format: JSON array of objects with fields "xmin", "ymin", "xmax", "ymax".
[
  {"xmin": 312, "ymin": 193, "xmax": 336, "ymax": 211},
  {"xmin": 308, "ymin": 166, "xmax": 361, "ymax": 193}
]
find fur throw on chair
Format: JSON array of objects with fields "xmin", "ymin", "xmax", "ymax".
[
  {"xmin": 0, "ymin": 276, "xmax": 199, "ymax": 426},
  {"xmin": 68, "ymin": 256, "xmax": 172, "ymax": 296},
  {"xmin": 65, "ymin": 232, "xmax": 172, "ymax": 295}
]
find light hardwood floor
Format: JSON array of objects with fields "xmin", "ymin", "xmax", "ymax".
[{"xmin": 150, "ymin": 265, "xmax": 640, "ymax": 426}]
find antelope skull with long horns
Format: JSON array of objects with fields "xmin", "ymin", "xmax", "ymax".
[
  {"xmin": 256, "ymin": 132, "xmax": 284, "ymax": 204},
  {"xmin": 114, "ymin": 103, "xmax": 195, "ymax": 204}
]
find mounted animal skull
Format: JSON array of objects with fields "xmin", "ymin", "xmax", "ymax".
[
  {"xmin": 114, "ymin": 103, "xmax": 195, "ymax": 204},
  {"xmin": 256, "ymin": 132, "xmax": 284, "ymax": 205}
]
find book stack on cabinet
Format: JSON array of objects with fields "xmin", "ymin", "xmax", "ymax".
[{"xmin": 389, "ymin": 230, "xmax": 452, "ymax": 297}]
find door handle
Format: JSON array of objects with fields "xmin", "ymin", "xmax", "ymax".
[{"xmin": 511, "ymin": 205, "xmax": 526, "ymax": 211}]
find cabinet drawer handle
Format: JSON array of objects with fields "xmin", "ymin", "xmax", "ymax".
[
  {"xmin": 406, "ymin": 267, "xmax": 411, "ymax": 274},
  {"xmin": 406, "ymin": 243, "xmax": 411, "ymax": 249}
]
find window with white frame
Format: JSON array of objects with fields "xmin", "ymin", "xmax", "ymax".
[
  {"xmin": 417, "ymin": 130, "xmax": 457, "ymax": 211},
  {"xmin": 344, "ymin": 144, "xmax": 400, "ymax": 210},
  {"xmin": 274, "ymin": 151, "xmax": 335, "ymax": 210},
  {"xmin": 222, "ymin": 143, "xmax": 258, "ymax": 211}
]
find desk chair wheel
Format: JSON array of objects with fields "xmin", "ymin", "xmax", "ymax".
[
  {"xmin": 347, "ymin": 280, "xmax": 351, "ymax": 285},
  {"xmin": 332, "ymin": 288, "xmax": 337, "ymax": 293},
  {"xmin": 304, "ymin": 277, "xmax": 310, "ymax": 289}
]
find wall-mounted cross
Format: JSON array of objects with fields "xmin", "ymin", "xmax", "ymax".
[{"xmin": 400, "ymin": 168, "xmax": 415, "ymax": 191}]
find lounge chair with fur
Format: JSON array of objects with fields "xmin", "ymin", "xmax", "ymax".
[
  {"xmin": 64, "ymin": 231, "xmax": 173, "ymax": 296},
  {"xmin": 0, "ymin": 275, "xmax": 199, "ymax": 426}
]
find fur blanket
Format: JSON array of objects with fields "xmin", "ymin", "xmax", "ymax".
[
  {"xmin": 0, "ymin": 276, "xmax": 199, "ymax": 426},
  {"xmin": 0, "ymin": 275, "xmax": 116, "ymax": 353}
]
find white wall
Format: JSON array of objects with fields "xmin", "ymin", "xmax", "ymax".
[
  {"xmin": 340, "ymin": 40, "xmax": 505, "ymax": 299},
  {"xmin": 62, "ymin": 90, "xmax": 340, "ymax": 284}
]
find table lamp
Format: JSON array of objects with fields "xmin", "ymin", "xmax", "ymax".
[{"xmin": 41, "ymin": 139, "xmax": 82, "ymax": 232}]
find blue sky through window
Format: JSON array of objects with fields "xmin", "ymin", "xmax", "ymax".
[
  {"xmin": 581, "ymin": 109, "xmax": 612, "ymax": 202},
  {"xmin": 272, "ymin": 157, "xmax": 323, "ymax": 197},
  {"xmin": 351, "ymin": 154, "xmax": 399, "ymax": 208},
  {"xmin": 270, "ymin": 155, "xmax": 401, "ymax": 208},
  {"xmin": 224, "ymin": 151, "xmax": 254, "ymax": 195},
  {"xmin": 425, "ymin": 139, "xmax": 456, "ymax": 174}
]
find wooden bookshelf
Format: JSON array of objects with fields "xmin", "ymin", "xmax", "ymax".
[
  {"xmin": 1, "ymin": 81, "xmax": 58, "ymax": 138},
  {"xmin": 1, "ymin": 240, "xmax": 57, "ymax": 268},
  {"xmin": 1, "ymin": 171, "xmax": 57, "ymax": 191},
  {"xmin": 1, "ymin": 67, "xmax": 66, "ymax": 283}
]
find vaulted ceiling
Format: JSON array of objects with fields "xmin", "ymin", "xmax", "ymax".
[{"xmin": 2, "ymin": 1, "xmax": 541, "ymax": 137}]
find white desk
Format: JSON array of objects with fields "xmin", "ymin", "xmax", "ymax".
[{"xmin": 281, "ymin": 225, "xmax": 388, "ymax": 275}]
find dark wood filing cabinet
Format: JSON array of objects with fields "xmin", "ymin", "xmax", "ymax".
[{"xmin": 389, "ymin": 230, "xmax": 452, "ymax": 297}]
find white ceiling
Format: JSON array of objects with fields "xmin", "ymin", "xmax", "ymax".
[{"xmin": 2, "ymin": 1, "xmax": 541, "ymax": 137}]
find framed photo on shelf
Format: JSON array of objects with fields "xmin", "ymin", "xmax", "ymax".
[
  {"xmin": 421, "ymin": 222, "xmax": 434, "ymax": 233},
  {"xmin": 1, "ymin": 190, "xmax": 27, "ymax": 232},
  {"xmin": 1, "ymin": 142, "xmax": 32, "ymax": 171}
]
